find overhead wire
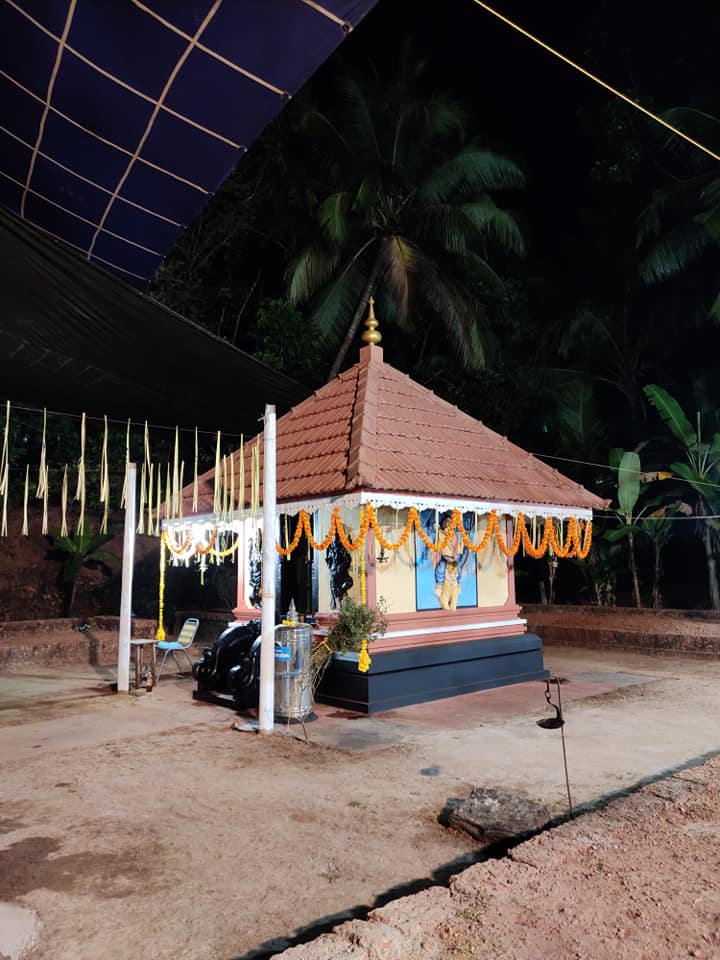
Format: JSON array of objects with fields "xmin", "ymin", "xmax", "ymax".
[
  {"xmin": 534, "ymin": 450, "xmax": 720, "ymax": 493},
  {"xmin": 469, "ymin": 0, "xmax": 720, "ymax": 164},
  {"xmin": 464, "ymin": 3, "xmax": 720, "ymax": 517},
  {"xmin": 4, "ymin": 395, "xmax": 720, "ymax": 504},
  {"xmin": 2, "ymin": 399, "xmax": 245, "ymax": 438}
]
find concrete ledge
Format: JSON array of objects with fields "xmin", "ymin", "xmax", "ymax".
[
  {"xmin": 0, "ymin": 617, "xmax": 157, "ymax": 668},
  {"xmin": 523, "ymin": 603, "xmax": 720, "ymax": 621},
  {"xmin": 534, "ymin": 623, "xmax": 720, "ymax": 655},
  {"xmin": 523, "ymin": 605, "xmax": 720, "ymax": 655}
]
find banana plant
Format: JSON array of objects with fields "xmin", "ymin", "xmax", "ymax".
[
  {"xmin": 636, "ymin": 498, "xmax": 691, "ymax": 608},
  {"xmin": 644, "ymin": 384, "xmax": 720, "ymax": 609},
  {"xmin": 604, "ymin": 449, "xmax": 644, "ymax": 607},
  {"xmin": 566, "ymin": 537, "xmax": 623, "ymax": 606}
]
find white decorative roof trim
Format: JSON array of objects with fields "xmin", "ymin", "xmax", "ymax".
[
  {"xmin": 276, "ymin": 490, "xmax": 594, "ymax": 521},
  {"xmin": 164, "ymin": 492, "xmax": 593, "ymax": 530},
  {"xmin": 161, "ymin": 513, "xmax": 252, "ymax": 533}
]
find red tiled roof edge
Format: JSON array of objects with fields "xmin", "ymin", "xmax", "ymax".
[
  {"xmin": 181, "ymin": 343, "xmax": 607, "ymax": 513},
  {"xmin": 346, "ymin": 344, "xmax": 382, "ymax": 489}
]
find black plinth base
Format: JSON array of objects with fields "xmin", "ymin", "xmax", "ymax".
[{"xmin": 315, "ymin": 633, "xmax": 548, "ymax": 714}]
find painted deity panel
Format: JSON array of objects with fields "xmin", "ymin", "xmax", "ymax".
[{"xmin": 415, "ymin": 509, "xmax": 478, "ymax": 611}]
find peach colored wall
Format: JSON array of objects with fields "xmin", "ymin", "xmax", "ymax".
[
  {"xmin": 372, "ymin": 506, "xmax": 417, "ymax": 614},
  {"xmin": 317, "ymin": 506, "xmax": 511, "ymax": 615},
  {"xmin": 475, "ymin": 517, "xmax": 509, "ymax": 607},
  {"xmin": 234, "ymin": 507, "xmax": 514, "ymax": 619}
]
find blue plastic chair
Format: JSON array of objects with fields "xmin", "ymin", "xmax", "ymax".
[{"xmin": 156, "ymin": 617, "xmax": 199, "ymax": 681}]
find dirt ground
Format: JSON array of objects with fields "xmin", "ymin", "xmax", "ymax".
[
  {"xmin": 277, "ymin": 757, "xmax": 720, "ymax": 960},
  {"xmin": 469, "ymin": 757, "xmax": 720, "ymax": 960},
  {"xmin": 2, "ymin": 642, "xmax": 720, "ymax": 960}
]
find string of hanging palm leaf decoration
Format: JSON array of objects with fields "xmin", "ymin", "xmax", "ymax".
[
  {"xmin": 0, "ymin": 404, "xmax": 236, "ymax": 544},
  {"xmin": 136, "ymin": 421, "xmax": 150, "ymax": 534},
  {"xmin": 0, "ymin": 404, "xmax": 595, "ymax": 571},
  {"xmin": 213, "ymin": 430, "xmax": 222, "ymax": 518},
  {"xmin": 21, "ymin": 465, "xmax": 29, "ymax": 537},
  {"xmin": 147, "ymin": 461, "xmax": 154, "ymax": 536},
  {"xmin": 251, "ymin": 442, "xmax": 260, "ymax": 521},
  {"xmin": 36, "ymin": 407, "xmax": 49, "ymax": 535},
  {"xmin": 120, "ymin": 419, "xmax": 130, "ymax": 509},
  {"xmin": 0, "ymin": 401, "xmax": 9, "ymax": 536},
  {"xmin": 99, "ymin": 415, "xmax": 110, "ymax": 534},
  {"xmin": 137, "ymin": 459, "xmax": 147, "ymax": 536},
  {"xmin": 60, "ymin": 465, "xmax": 68, "ymax": 536},
  {"xmin": 74, "ymin": 412, "xmax": 86, "ymax": 536}
]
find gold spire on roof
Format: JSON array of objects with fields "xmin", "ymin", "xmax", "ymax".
[{"xmin": 361, "ymin": 296, "xmax": 382, "ymax": 346}]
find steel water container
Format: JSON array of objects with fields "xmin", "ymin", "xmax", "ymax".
[{"xmin": 274, "ymin": 622, "xmax": 313, "ymax": 720}]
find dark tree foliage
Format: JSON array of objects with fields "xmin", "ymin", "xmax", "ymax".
[{"xmin": 148, "ymin": 0, "xmax": 720, "ymax": 608}]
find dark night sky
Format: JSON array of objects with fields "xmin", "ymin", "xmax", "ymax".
[
  {"xmin": 338, "ymin": 0, "xmax": 719, "ymax": 235},
  {"xmin": 326, "ymin": 0, "xmax": 719, "ymax": 319}
]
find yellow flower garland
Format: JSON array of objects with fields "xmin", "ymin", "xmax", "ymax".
[
  {"xmin": 155, "ymin": 536, "xmax": 167, "ymax": 641},
  {"xmin": 194, "ymin": 530, "xmax": 217, "ymax": 555},
  {"xmin": 211, "ymin": 535, "xmax": 240, "ymax": 560},
  {"xmin": 357, "ymin": 506, "xmax": 371, "ymax": 674},
  {"xmin": 163, "ymin": 529, "xmax": 193, "ymax": 555},
  {"xmin": 162, "ymin": 526, "xmax": 241, "ymax": 562}
]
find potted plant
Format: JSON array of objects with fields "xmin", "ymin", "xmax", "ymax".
[{"xmin": 310, "ymin": 596, "xmax": 387, "ymax": 694}]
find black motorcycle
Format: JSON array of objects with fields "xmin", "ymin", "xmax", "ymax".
[{"xmin": 192, "ymin": 620, "xmax": 262, "ymax": 706}]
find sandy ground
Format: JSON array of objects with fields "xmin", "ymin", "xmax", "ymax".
[{"xmin": 1, "ymin": 645, "xmax": 720, "ymax": 960}]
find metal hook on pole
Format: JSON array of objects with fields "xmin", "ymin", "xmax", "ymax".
[{"xmin": 537, "ymin": 675, "xmax": 573, "ymax": 817}]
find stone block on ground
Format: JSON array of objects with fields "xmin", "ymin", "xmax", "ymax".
[{"xmin": 448, "ymin": 787, "xmax": 550, "ymax": 844}]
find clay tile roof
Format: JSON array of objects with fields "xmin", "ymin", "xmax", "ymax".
[{"xmin": 186, "ymin": 344, "xmax": 606, "ymax": 514}]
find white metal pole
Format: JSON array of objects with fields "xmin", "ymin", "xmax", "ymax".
[
  {"xmin": 258, "ymin": 405, "xmax": 276, "ymax": 732},
  {"xmin": 117, "ymin": 462, "xmax": 137, "ymax": 693}
]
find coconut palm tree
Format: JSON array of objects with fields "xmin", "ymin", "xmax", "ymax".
[
  {"xmin": 638, "ymin": 108, "xmax": 720, "ymax": 318},
  {"xmin": 287, "ymin": 46, "xmax": 526, "ymax": 381}
]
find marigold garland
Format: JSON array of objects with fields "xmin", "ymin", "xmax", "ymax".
[
  {"xmin": 194, "ymin": 529, "xmax": 217, "ymax": 555},
  {"xmin": 155, "ymin": 536, "xmax": 167, "ymax": 641},
  {"xmin": 357, "ymin": 506, "xmax": 372, "ymax": 674},
  {"xmin": 159, "ymin": 505, "xmax": 593, "ymax": 566},
  {"xmin": 273, "ymin": 504, "xmax": 593, "ymax": 561},
  {"xmin": 211, "ymin": 535, "xmax": 240, "ymax": 559},
  {"xmin": 162, "ymin": 529, "xmax": 193, "ymax": 555}
]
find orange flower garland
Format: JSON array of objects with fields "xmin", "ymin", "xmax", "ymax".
[
  {"xmin": 161, "ymin": 505, "xmax": 592, "ymax": 565},
  {"xmin": 273, "ymin": 504, "xmax": 593, "ymax": 561},
  {"xmin": 194, "ymin": 529, "xmax": 217, "ymax": 555},
  {"xmin": 162, "ymin": 529, "xmax": 192, "ymax": 555}
]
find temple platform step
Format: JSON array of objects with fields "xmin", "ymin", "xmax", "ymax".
[{"xmin": 315, "ymin": 633, "xmax": 548, "ymax": 714}]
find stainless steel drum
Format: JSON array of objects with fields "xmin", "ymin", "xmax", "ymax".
[{"xmin": 274, "ymin": 622, "xmax": 313, "ymax": 721}]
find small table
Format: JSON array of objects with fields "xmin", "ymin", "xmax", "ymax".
[{"xmin": 129, "ymin": 638, "xmax": 157, "ymax": 689}]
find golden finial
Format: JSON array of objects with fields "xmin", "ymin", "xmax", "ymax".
[{"xmin": 361, "ymin": 296, "xmax": 382, "ymax": 345}]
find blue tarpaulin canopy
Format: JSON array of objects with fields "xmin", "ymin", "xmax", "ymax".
[{"xmin": 0, "ymin": 0, "xmax": 378, "ymax": 288}]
